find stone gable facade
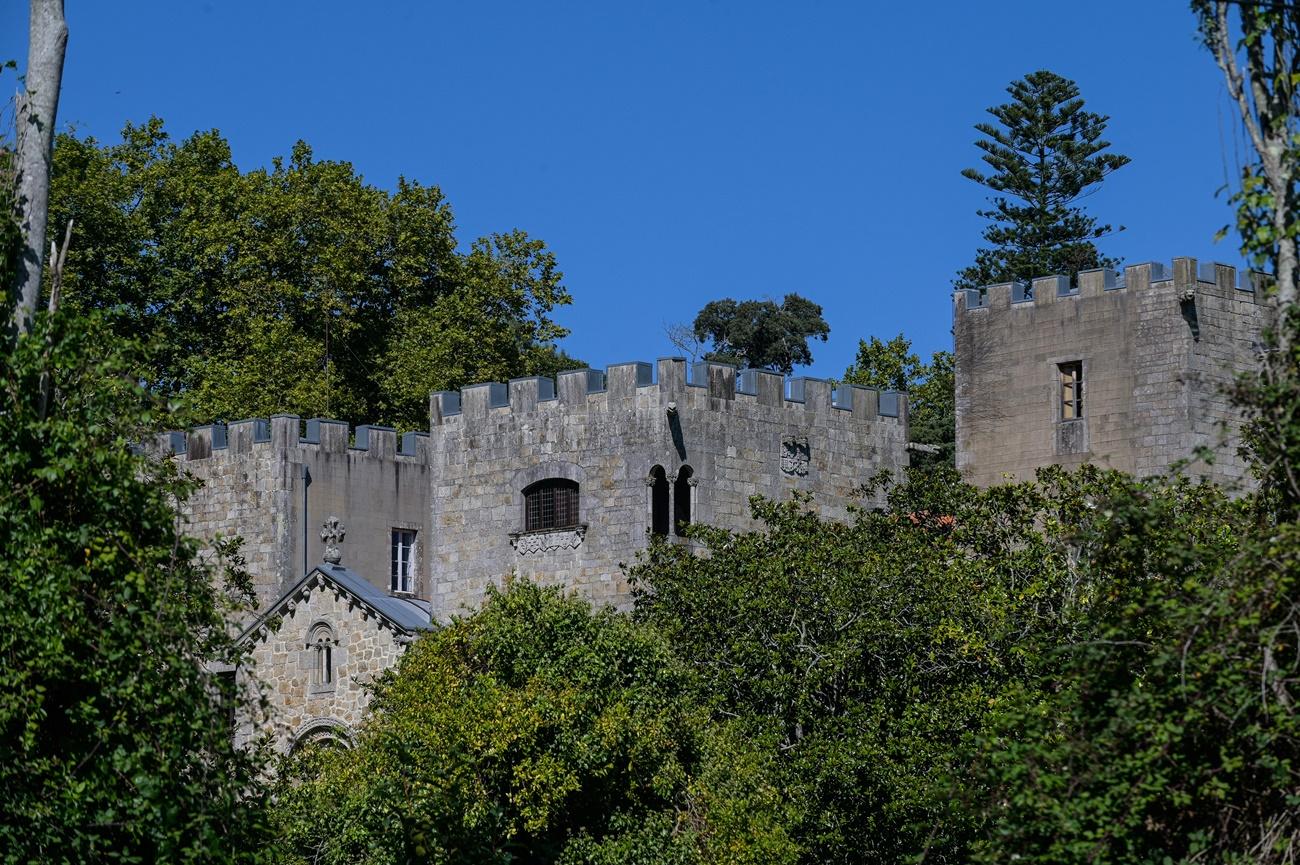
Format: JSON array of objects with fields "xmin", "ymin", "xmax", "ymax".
[{"xmin": 236, "ymin": 562, "xmax": 430, "ymax": 752}]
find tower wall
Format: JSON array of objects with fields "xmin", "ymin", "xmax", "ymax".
[
  {"xmin": 954, "ymin": 257, "xmax": 1267, "ymax": 489},
  {"xmin": 426, "ymin": 358, "xmax": 908, "ymax": 619},
  {"xmin": 166, "ymin": 418, "xmax": 430, "ymax": 609}
]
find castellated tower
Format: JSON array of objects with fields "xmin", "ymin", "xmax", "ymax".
[
  {"xmin": 426, "ymin": 357, "xmax": 907, "ymax": 620},
  {"xmin": 953, "ymin": 257, "xmax": 1268, "ymax": 489},
  {"xmin": 166, "ymin": 358, "xmax": 908, "ymax": 620}
]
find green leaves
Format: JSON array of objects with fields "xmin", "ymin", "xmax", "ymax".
[
  {"xmin": 272, "ymin": 582, "xmax": 706, "ymax": 865},
  {"xmin": 48, "ymin": 119, "xmax": 577, "ymax": 430},
  {"xmin": 691, "ymin": 293, "xmax": 829, "ymax": 374},
  {"xmin": 0, "ymin": 312, "xmax": 271, "ymax": 863},
  {"xmin": 956, "ymin": 70, "xmax": 1129, "ymax": 292}
]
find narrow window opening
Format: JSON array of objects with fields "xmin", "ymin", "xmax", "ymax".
[
  {"xmin": 1059, "ymin": 361, "xmax": 1083, "ymax": 420},
  {"xmin": 649, "ymin": 466, "xmax": 670, "ymax": 536},
  {"xmin": 674, "ymin": 465, "xmax": 694, "ymax": 536},
  {"xmin": 523, "ymin": 479, "xmax": 580, "ymax": 532},
  {"xmin": 309, "ymin": 624, "xmax": 335, "ymax": 688},
  {"xmin": 391, "ymin": 529, "xmax": 416, "ymax": 593}
]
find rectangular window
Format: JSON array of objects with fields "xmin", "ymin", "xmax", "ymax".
[
  {"xmin": 391, "ymin": 529, "xmax": 416, "ymax": 593},
  {"xmin": 1059, "ymin": 361, "xmax": 1083, "ymax": 420}
]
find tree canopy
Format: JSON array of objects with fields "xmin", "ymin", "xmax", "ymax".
[
  {"xmin": 49, "ymin": 119, "xmax": 579, "ymax": 429},
  {"xmin": 842, "ymin": 333, "xmax": 954, "ymax": 466},
  {"xmin": 691, "ymin": 293, "xmax": 828, "ymax": 374},
  {"xmin": 956, "ymin": 70, "xmax": 1130, "ymax": 292},
  {"xmin": 273, "ymin": 581, "xmax": 712, "ymax": 865},
  {"xmin": 0, "ymin": 310, "xmax": 272, "ymax": 864}
]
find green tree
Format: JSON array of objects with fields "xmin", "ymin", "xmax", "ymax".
[
  {"xmin": 956, "ymin": 70, "xmax": 1130, "ymax": 292},
  {"xmin": 842, "ymin": 333, "xmax": 954, "ymax": 466},
  {"xmin": 968, "ymin": 480, "xmax": 1300, "ymax": 864},
  {"xmin": 272, "ymin": 581, "xmax": 708, "ymax": 865},
  {"xmin": 0, "ymin": 310, "xmax": 271, "ymax": 863},
  {"xmin": 48, "ymin": 119, "xmax": 577, "ymax": 430},
  {"xmin": 691, "ymin": 293, "xmax": 829, "ymax": 374}
]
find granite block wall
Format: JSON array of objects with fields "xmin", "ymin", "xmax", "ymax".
[
  {"xmin": 239, "ymin": 575, "xmax": 410, "ymax": 752},
  {"xmin": 171, "ymin": 417, "xmax": 430, "ymax": 610},
  {"xmin": 426, "ymin": 358, "xmax": 909, "ymax": 620},
  {"xmin": 954, "ymin": 256, "xmax": 1267, "ymax": 489}
]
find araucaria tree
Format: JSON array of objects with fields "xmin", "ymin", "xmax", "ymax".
[{"xmin": 956, "ymin": 70, "xmax": 1130, "ymax": 292}]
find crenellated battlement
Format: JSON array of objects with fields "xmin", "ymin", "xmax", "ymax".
[
  {"xmin": 159, "ymin": 415, "xmax": 430, "ymax": 463},
  {"xmin": 954, "ymin": 257, "xmax": 1269, "ymax": 314},
  {"xmin": 431, "ymin": 357, "xmax": 905, "ymax": 428},
  {"xmin": 953, "ymin": 254, "xmax": 1268, "ymax": 492}
]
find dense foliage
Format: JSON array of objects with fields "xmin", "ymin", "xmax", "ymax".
[
  {"xmin": 49, "ymin": 119, "xmax": 579, "ymax": 429},
  {"xmin": 956, "ymin": 70, "xmax": 1129, "ymax": 292},
  {"xmin": 842, "ymin": 333, "xmax": 954, "ymax": 466},
  {"xmin": 0, "ymin": 312, "xmax": 271, "ymax": 863},
  {"xmin": 273, "ymin": 582, "xmax": 710, "ymax": 865},
  {"xmin": 691, "ymin": 293, "xmax": 829, "ymax": 374},
  {"xmin": 275, "ymin": 462, "xmax": 1295, "ymax": 865}
]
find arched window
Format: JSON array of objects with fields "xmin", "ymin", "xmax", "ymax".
[
  {"xmin": 308, "ymin": 623, "xmax": 335, "ymax": 688},
  {"xmin": 674, "ymin": 465, "xmax": 694, "ymax": 536},
  {"xmin": 648, "ymin": 465, "xmax": 670, "ymax": 536},
  {"xmin": 290, "ymin": 720, "xmax": 352, "ymax": 755},
  {"xmin": 523, "ymin": 478, "xmax": 580, "ymax": 532}
]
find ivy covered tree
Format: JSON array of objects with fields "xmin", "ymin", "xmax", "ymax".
[
  {"xmin": 691, "ymin": 293, "xmax": 829, "ymax": 374},
  {"xmin": 956, "ymin": 70, "xmax": 1130, "ymax": 292}
]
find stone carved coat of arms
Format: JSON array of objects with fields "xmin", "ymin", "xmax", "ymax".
[{"xmin": 781, "ymin": 435, "xmax": 810, "ymax": 476}]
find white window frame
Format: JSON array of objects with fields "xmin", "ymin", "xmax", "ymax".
[{"xmin": 391, "ymin": 529, "xmax": 417, "ymax": 594}]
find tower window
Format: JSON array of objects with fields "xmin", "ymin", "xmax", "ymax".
[
  {"xmin": 649, "ymin": 466, "xmax": 670, "ymax": 536},
  {"xmin": 391, "ymin": 529, "xmax": 416, "ymax": 594},
  {"xmin": 523, "ymin": 478, "xmax": 580, "ymax": 532},
  {"xmin": 674, "ymin": 465, "xmax": 694, "ymax": 536},
  {"xmin": 1059, "ymin": 361, "xmax": 1083, "ymax": 420}
]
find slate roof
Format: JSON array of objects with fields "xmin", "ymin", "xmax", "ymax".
[{"xmin": 238, "ymin": 561, "xmax": 434, "ymax": 645}]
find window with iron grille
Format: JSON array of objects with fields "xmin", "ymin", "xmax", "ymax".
[
  {"xmin": 391, "ymin": 529, "xmax": 416, "ymax": 593},
  {"xmin": 523, "ymin": 479, "xmax": 580, "ymax": 532},
  {"xmin": 1059, "ymin": 361, "xmax": 1083, "ymax": 420}
]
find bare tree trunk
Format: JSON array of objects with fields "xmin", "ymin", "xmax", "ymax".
[
  {"xmin": 8, "ymin": 0, "xmax": 67, "ymax": 340},
  {"xmin": 1199, "ymin": 3, "xmax": 1299, "ymax": 345}
]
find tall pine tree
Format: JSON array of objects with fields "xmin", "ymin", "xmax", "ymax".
[{"xmin": 956, "ymin": 70, "xmax": 1129, "ymax": 293}]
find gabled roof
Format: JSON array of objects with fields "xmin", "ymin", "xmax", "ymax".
[{"xmin": 239, "ymin": 562, "xmax": 434, "ymax": 645}]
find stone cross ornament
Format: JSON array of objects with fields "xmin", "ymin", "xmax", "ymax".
[{"xmin": 320, "ymin": 516, "xmax": 346, "ymax": 565}]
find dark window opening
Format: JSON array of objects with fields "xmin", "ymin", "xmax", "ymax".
[
  {"xmin": 216, "ymin": 669, "xmax": 237, "ymax": 734},
  {"xmin": 674, "ymin": 465, "xmax": 693, "ymax": 536},
  {"xmin": 524, "ymin": 478, "xmax": 580, "ymax": 532},
  {"xmin": 1059, "ymin": 361, "xmax": 1083, "ymax": 420},
  {"xmin": 650, "ymin": 466, "xmax": 670, "ymax": 536}
]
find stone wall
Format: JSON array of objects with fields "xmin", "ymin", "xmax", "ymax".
[
  {"xmin": 427, "ymin": 357, "xmax": 909, "ymax": 620},
  {"xmin": 239, "ymin": 576, "xmax": 411, "ymax": 752},
  {"xmin": 954, "ymin": 257, "xmax": 1267, "ymax": 489},
  {"xmin": 171, "ymin": 418, "xmax": 430, "ymax": 609}
]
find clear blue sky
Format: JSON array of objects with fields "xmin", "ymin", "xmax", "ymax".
[{"xmin": 2, "ymin": 1, "xmax": 1243, "ymax": 381}]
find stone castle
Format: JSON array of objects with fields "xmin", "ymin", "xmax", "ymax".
[{"xmin": 178, "ymin": 257, "xmax": 1265, "ymax": 750}]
